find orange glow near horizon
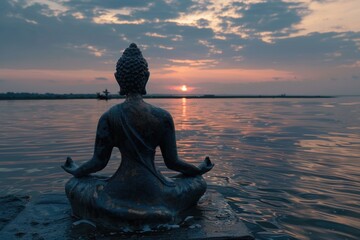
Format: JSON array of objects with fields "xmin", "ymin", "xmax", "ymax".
[
  {"xmin": 152, "ymin": 66, "xmax": 296, "ymax": 84},
  {"xmin": 0, "ymin": 66, "xmax": 295, "ymax": 85},
  {"xmin": 0, "ymin": 69, "xmax": 113, "ymax": 83},
  {"xmin": 0, "ymin": 65, "xmax": 298, "ymax": 94}
]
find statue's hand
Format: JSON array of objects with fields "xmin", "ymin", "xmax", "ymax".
[
  {"xmin": 198, "ymin": 156, "xmax": 214, "ymax": 175},
  {"xmin": 61, "ymin": 157, "xmax": 80, "ymax": 176}
]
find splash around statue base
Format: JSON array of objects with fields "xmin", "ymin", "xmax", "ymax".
[{"xmin": 66, "ymin": 173, "xmax": 206, "ymax": 231}]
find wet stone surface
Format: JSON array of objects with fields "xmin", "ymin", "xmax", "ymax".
[
  {"xmin": 0, "ymin": 190, "xmax": 253, "ymax": 240},
  {"xmin": 0, "ymin": 195, "xmax": 30, "ymax": 231}
]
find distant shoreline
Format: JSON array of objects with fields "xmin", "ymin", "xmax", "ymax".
[{"xmin": 0, "ymin": 92, "xmax": 335, "ymax": 100}]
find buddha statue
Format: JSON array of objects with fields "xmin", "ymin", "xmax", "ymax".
[{"xmin": 61, "ymin": 43, "xmax": 214, "ymax": 230}]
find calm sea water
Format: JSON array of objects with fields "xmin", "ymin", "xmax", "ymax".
[{"xmin": 0, "ymin": 98, "xmax": 359, "ymax": 239}]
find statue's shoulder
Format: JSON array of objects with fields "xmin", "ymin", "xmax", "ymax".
[
  {"xmin": 105, "ymin": 104, "xmax": 124, "ymax": 118},
  {"xmin": 146, "ymin": 103, "xmax": 172, "ymax": 120}
]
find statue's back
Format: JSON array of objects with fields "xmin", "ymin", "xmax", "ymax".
[{"xmin": 108, "ymin": 101, "xmax": 170, "ymax": 151}]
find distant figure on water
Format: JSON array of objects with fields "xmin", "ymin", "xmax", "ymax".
[
  {"xmin": 96, "ymin": 89, "xmax": 110, "ymax": 100},
  {"xmin": 61, "ymin": 43, "xmax": 214, "ymax": 230}
]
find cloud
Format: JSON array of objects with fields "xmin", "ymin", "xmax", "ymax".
[
  {"xmin": 95, "ymin": 77, "xmax": 108, "ymax": 81},
  {"xmin": 238, "ymin": 32, "xmax": 360, "ymax": 71},
  {"xmin": 2, "ymin": 0, "xmax": 357, "ymax": 72},
  {"xmin": 340, "ymin": 61, "xmax": 360, "ymax": 69},
  {"xmin": 145, "ymin": 32, "xmax": 167, "ymax": 38},
  {"xmin": 168, "ymin": 59, "xmax": 219, "ymax": 67},
  {"xmin": 0, "ymin": 1, "xmax": 124, "ymax": 70},
  {"xmin": 232, "ymin": 0, "xmax": 306, "ymax": 32},
  {"xmin": 291, "ymin": 0, "xmax": 360, "ymax": 36},
  {"xmin": 71, "ymin": 44, "xmax": 107, "ymax": 57},
  {"xmin": 0, "ymin": 0, "xmax": 359, "ymax": 95}
]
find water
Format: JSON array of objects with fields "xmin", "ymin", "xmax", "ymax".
[{"xmin": 0, "ymin": 97, "xmax": 359, "ymax": 239}]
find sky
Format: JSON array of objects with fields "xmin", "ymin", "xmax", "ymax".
[{"xmin": 0, "ymin": 0, "xmax": 359, "ymax": 95}]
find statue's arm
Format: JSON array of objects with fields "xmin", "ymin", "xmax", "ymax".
[
  {"xmin": 160, "ymin": 113, "xmax": 213, "ymax": 176},
  {"xmin": 62, "ymin": 113, "xmax": 113, "ymax": 177}
]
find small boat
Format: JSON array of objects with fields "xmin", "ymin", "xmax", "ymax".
[{"xmin": 96, "ymin": 89, "xmax": 111, "ymax": 100}]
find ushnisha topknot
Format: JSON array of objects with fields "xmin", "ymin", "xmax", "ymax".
[{"xmin": 115, "ymin": 43, "xmax": 149, "ymax": 95}]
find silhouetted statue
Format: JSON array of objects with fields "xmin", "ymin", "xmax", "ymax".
[{"xmin": 62, "ymin": 43, "xmax": 214, "ymax": 230}]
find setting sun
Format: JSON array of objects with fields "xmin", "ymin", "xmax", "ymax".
[{"xmin": 181, "ymin": 85, "xmax": 188, "ymax": 92}]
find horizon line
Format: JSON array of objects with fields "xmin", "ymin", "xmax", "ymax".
[{"xmin": 0, "ymin": 92, "xmax": 344, "ymax": 100}]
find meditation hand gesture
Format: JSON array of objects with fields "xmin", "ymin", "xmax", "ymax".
[
  {"xmin": 198, "ymin": 156, "xmax": 214, "ymax": 175},
  {"xmin": 61, "ymin": 157, "xmax": 80, "ymax": 176}
]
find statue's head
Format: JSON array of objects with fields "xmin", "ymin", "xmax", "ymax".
[{"xmin": 115, "ymin": 43, "xmax": 150, "ymax": 95}]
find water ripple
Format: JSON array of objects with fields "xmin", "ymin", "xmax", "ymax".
[{"xmin": 0, "ymin": 98, "xmax": 360, "ymax": 239}]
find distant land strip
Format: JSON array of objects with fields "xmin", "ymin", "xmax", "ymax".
[{"xmin": 0, "ymin": 92, "xmax": 335, "ymax": 100}]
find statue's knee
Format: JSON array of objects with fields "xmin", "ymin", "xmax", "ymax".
[{"xmin": 64, "ymin": 177, "xmax": 79, "ymax": 197}]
